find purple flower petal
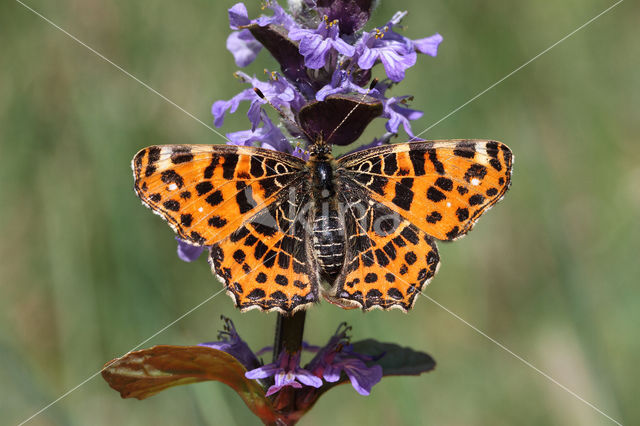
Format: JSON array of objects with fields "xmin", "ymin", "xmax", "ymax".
[
  {"xmin": 246, "ymin": 351, "xmax": 321, "ymax": 396},
  {"xmin": 245, "ymin": 363, "xmax": 280, "ymax": 379},
  {"xmin": 289, "ymin": 21, "xmax": 354, "ymax": 69},
  {"xmin": 414, "ymin": 33, "xmax": 443, "ymax": 57},
  {"xmin": 176, "ymin": 238, "xmax": 205, "ymax": 262},
  {"xmin": 211, "ymin": 88, "xmax": 255, "ymax": 128},
  {"xmin": 227, "ymin": 112, "xmax": 292, "ymax": 153},
  {"xmin": 199, "ymin": 317, "xmax": 261, "ymax": 371},
  {"xmin": 228, "ymin": 3, "xmax": 251, "ymax": 29},
  {"xmin": 295, "ymin": 369, "xmax": 323, "ymax": 388},
  {"xmin": 226, "ymin": 29, "xmax": 262, "ymax": 67},
  {"xmin": 343, "ymin": 360, "xmax": 382, "ymax": 396}
]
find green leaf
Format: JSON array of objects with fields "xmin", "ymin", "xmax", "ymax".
[
  {"xmin": 101, "ymin": 345, "xmax": 278, "ymax": 424},
  {"xmin": 351, "ymin": 339, "xmax": 436, "ymax": 376}
]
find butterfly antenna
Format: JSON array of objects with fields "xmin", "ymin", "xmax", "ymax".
[
  {"xmin": 253, "ymin": 87, "xmax": 315, "ymax": 150},
  {"xmin": 325, "ymin": 78, "xmax": 379, "ymax": 145}
]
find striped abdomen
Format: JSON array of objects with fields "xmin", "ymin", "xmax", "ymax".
[{"xmin": 312, "ymin": 205, "xmax": 345, "ymax": 279}]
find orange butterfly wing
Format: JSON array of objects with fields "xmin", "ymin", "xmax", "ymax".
[
  {"xmin": 324, "ymin": 189, "xmax": 440, "ymax": 311},
  {"xmin": 327, "ymin": 140, "xmax": 512, "ymax": 311},
  {"xmin": 338, "ymin": 140, "xmax": 513, "ymax": 241},
  {"xmin": 133, "ymin": 144, "xmax": 319, "ymax": 313}
]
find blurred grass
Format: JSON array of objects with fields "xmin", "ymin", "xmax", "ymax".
[{"xmin": 1, "ymin": 0, "xmax": 638, "ymax": 425}]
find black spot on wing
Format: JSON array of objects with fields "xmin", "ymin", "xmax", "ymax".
[
  {"xmin": 427, "ymin": 187, "xmax": 446, "ymax": 202},
  {"xmin": 387, "ymin": 288, "xmax": 403, "ymax": 300},
  {"xmin": 408, "ymin": 149, "xmax": 426, "ymax": 176},
  {"xmin": 486, "ymin": 141, "xmax": 499, "ymax": 158},
  {"xmin": 247, "ymin": 288, "xmax": 266, "ymax": 300},
  {"xmin": 435, "ymin": 177, "xmax": 453, "ymax": 191},
  {"xmin": 250, "ymin": 156, "xmax": 264, "ymax": 178},
  {"xmin": 374, "ymin": 249, "xmax": 390, "ymax": 267},
  {"xmin": 180, "ymin": 214, "xmax": 193, "ymax": 227},
  {"xmin": 161, "ymin": 170, "xmax": 184, "ymax": 188},
  {"xmin": 205, "ymin": 190, "xmax": 224, "ymax": 207},
  {"xmin": 222, "ymin": 154, "xmax": 238, "ymax": 180},
  {"xmin": 163, "ymin": 200, "xmax": 180, "ymax": 211},
  {"xmin": 208, "ymin": 216, "xmax": 228, "ymax": 228},
  {"xmin": 148, "ymin": 147, "xmax": 161, "ymax": 163},
  {"xmin": 233, "ymin": 249, "xmax": 246, "ymax": 264},
  {"xmin": 195, "ymin": 181, "xmax": 214, "ymax": 196},
  {"xmin": 383, "ymin": 154, "xmax": 398, "ymax": 175},
  {"xmin": 464, "ymin": 164, "xmax": 487, "ymax": 182},
  {"xmin": 469, "ymin": 194, "xmax": 485, "ymax": 206},
  {"xmin": 275, "ymin": 274, "xmax": 289, "ymax": 286},
  {"xmin": 203, "ymin": 155, "xmax": 220, "ymax": 179},
  {"xmin": 391, "ymin": 178, "xmax": 414, "ymax": 210},
  {"xmin": 236, "ymin": 183, "xmax": 258, "ymax": 214},
  {"xmin": 171, "ymin": 148, "xmax": 194, "ymax": 164},
  {"xmin": 400, "ymin": 226, "xmax": 419, "ymax": 244},
  {"xmin": 426, "ymin": 211, "xmax": 442, "ymax": 223},
  {"xmin": 456, "ymin": 208, "xmax": 469, "ymax": 221},
  {"xmin": 427, "ymin": 149, "xmax": 445, "ymax": 174},
  {"xmin": 446, "ymin": 226, "xmax": 460, "ymax": 239}
]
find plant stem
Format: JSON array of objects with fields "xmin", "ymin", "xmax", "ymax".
[{"xmin": 273, "ymin": 311, "xmax": 306, "ymax": 362}]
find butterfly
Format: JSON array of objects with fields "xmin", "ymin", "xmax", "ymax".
[{"xmin": 132, "ymin": 139, "xmax": 512, "ymax": 314}]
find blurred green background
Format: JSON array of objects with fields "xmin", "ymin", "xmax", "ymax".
[{"xmin": 1, "ymin": 0, "xmax": 638, "ymax": 424}]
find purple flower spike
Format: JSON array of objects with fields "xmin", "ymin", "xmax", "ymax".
[
  {"xmin": 176, "ymin": 237, "xmax": 206, "ymax": 262},
  {"xmin": 200, "ymin": 317, "xmax": 261, "ymax": 371},
  {"xmin": 289, "ymin": 18, "xmax": 355, "ymax": 69},
  {"xmin": 246, "ymin": 351, "xmax": 322, "ymax": 396}
]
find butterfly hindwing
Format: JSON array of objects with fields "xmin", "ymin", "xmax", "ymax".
[
  {"xmin": 337, "ymin": 140, "xmax": 513, "ymax": 241},
  {"xmin": 325, "ymin": 186, "xmax": 440, "ymax": 311},
  {"xmin": 209, "ymin": 189, "xmax": 320, "ymax": 313},
  {"xmin": 133, "ymin": 144, "xmax": 306, "ymax": 246}
]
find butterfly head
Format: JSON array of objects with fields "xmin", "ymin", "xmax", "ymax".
[{"xmin": 309, "ymin": 137, "xmax": 332, "ymax": 158}]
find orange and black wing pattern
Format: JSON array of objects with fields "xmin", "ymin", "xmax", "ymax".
[
  {"xmin": 132, "ymin": 144, "xmax": 319, "ymax": 313},
  {"xmin": 327, "ymin": 187, "xmax": 440, "ymax": 311},
  {"xmin": 330, "ymin": 140, "xmax": 512, "ymax": 311},
  {"xmin": 208, "ymin": 188, "xmax": 321, "ymax": 313},
  {"xmin": 338, "ymin": 140, "xmax": 513, "ymax": 241}
]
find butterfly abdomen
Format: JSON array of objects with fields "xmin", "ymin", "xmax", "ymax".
[
  {"xmin": 312, "ymin": 205, "xmax": 345, "ymax": 279},
  {"xmin": 309, "ymin": 154, "xmax": 345, "ymax": 280}
]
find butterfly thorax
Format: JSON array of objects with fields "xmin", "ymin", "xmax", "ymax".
[{"xmin": 308, "ymin": 151, "xmax": 345, "ymax": 281}]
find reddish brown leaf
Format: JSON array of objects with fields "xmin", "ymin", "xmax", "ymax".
[{"xmin": 102, "ymin": 345, "xmax": 277, "ymax": 424}]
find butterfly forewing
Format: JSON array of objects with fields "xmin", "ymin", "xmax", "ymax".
[
  {"xmin": 133, "ymin": 144, "xmax": 306, "ymax": 245},
  {"xmin": 133, "ymin": 144, "xmax": 318, "ymax": 313},
  {"xmin": 337, "ymin": 140, "xmax": 513, "ymax": 241}
]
